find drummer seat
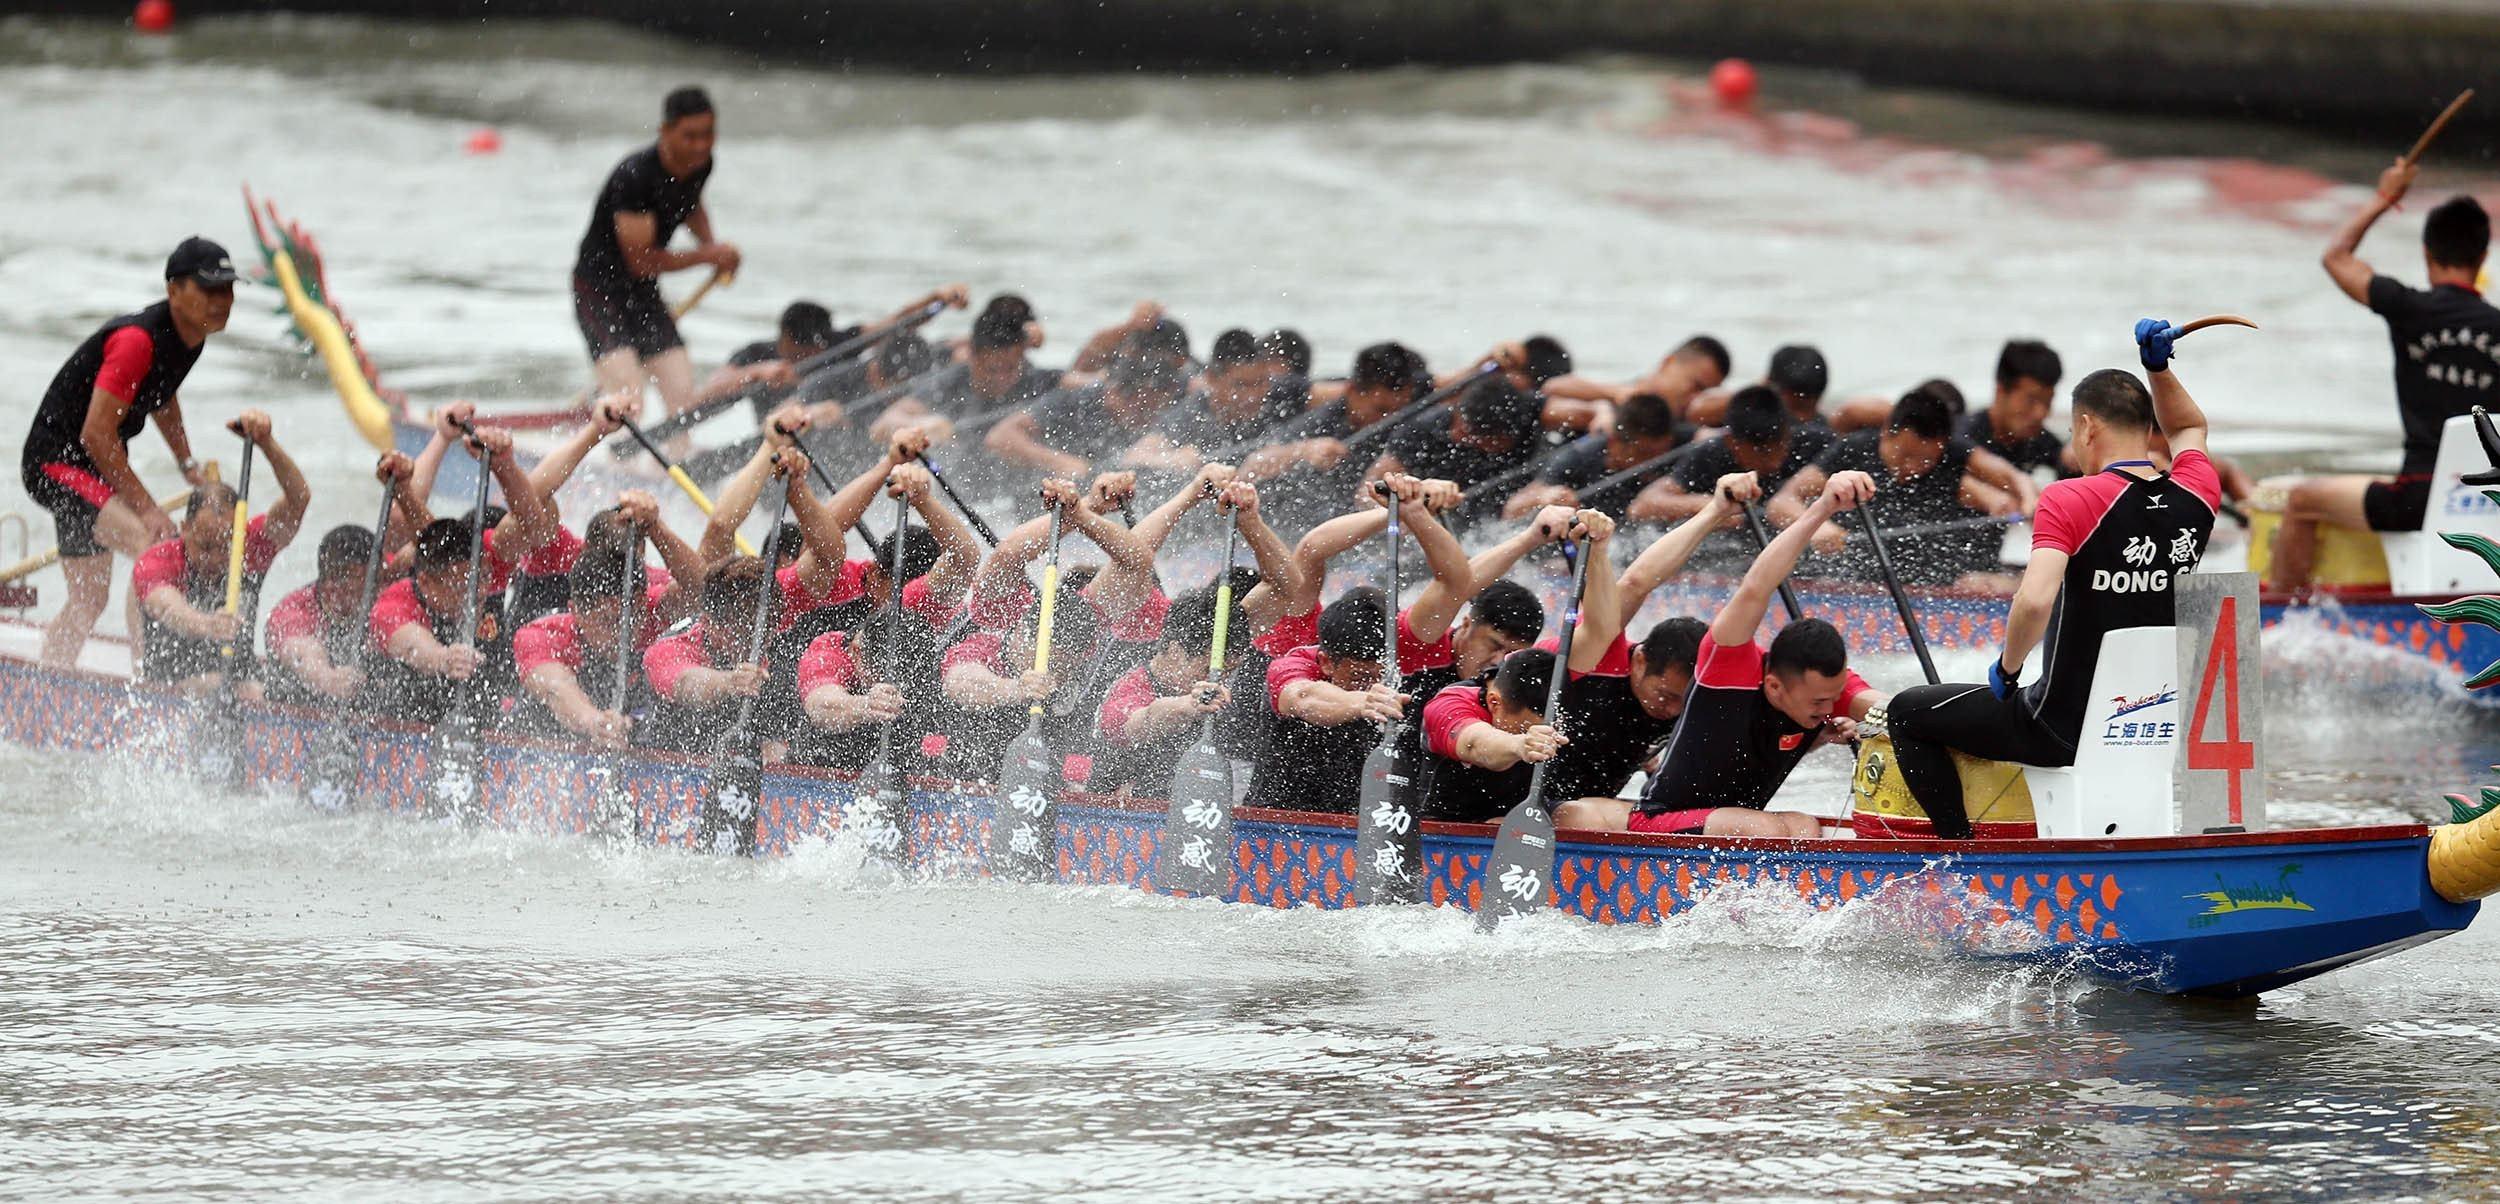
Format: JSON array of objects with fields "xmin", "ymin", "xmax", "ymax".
[
  {"xmin": 2019, "ymin": 625, "xmax": 2181, "ymax": 839},
  {"xmin": 2379, "ymin": 413, "xmax": 2500, "ymax": 594}
]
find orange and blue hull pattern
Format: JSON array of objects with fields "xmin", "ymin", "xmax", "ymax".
[{"xmin": 2, "ymin": 655, "xmax": 2472, "ymax": 999}]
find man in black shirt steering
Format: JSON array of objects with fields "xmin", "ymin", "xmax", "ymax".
[{"xmin": 572, "ymin": 86, "xmax": 740, "ymax": 419}]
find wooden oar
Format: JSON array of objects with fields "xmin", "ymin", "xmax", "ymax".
[
  {"xmin": 1740, "ymin": 500, "xmax": 1806, "ymax": 623},
  {"xmin": 616, "ymin": 416, "xmax": 757, "ymax": 557},
  {"xmin": 850, "ymin": 493, "xmax": 915, "ymax": 869},
  {"xmin": 302, "ymin": 480, "xmax": 396, "ymax": 813},
  {"xmin": 196, "ymin": 434, "xmax": 257, "ymax": 791},
  {"xmin": 694, "ymin": 482, "xmax": 795, "ymax": 857},
  {"xmin": 670, "ymin": 269, "xmax": 729, "ymax": 321},
  {"xmin": 587, "ymin": 521, "xmax": 643, "ymax": 843},
  {"xmin": 1859, "ymin": 501, "xmax": 1940, "ymax": 686},
  {"xmin": 1477, "ymin": 531, "xmax": 1596, "ymax": 931},
  {"xmin": 917, "ymin": 452, "xmax": 998, "ymax": 546},
  {"xmin": 1354, "ymin": 481, "xmax": 1423, "ymax": 904},
  {"xmin": 620, "ymin": 299, "xmax": 952, "ymax": 452},
  {"xmin": 987, "ymin": 502, "xmax": 1066, "ymax": 881},
  {"xmin": 2402, "ymin": 90, "xmax": 2475, "ymax": 171},
  {"xmin": 422, "ymin": 427, "xmax": 495, "ymax": 825},
  {"xmin": 1157, "ymin": 509, "xmax": 1240, "ymax": 898}
]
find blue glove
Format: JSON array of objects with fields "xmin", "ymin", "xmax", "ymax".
[
  {"xmin": 1988, "ymin": 658, "xmax": 2020, "ymax": 700},
  {"xmin": 2134, "ymin": 317, "xmax": 2179, "ymax": 374}
]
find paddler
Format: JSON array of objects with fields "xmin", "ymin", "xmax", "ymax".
[
  {"xmin": 129, "ymin": 410, "xmax": 310, "ymax": 693},
  {"xmin": 572, "ymin": 85, "xmax": 739, "ymax": 418},
  {"xmin": 1537, "ymin": 334, "xmax": 1730, "ymax": 433},
  {"xmin": 263, "ymin": 455, "xmax": 429, "ymax": 707},
  {"xmin": 1881, "ymin": 325, "xmax": 2222, "ymax": 839},
  {"xmin": 511, "ymin": 492, "xmax": 704, "ymax": 747},
  {"xmin": 1502, "ymin": 391, "xmax": 1691, "ymax": 518},
  {"xmin": 2272, "ymin": 163, "xmax": 2500, "ymax": 590},
  {"xmin": 1627, "ymin": 385, "xmax": 1832, "ymax": 524},
  {"xmin": 1768, "ymin": 388, "xmax": 2033, "ymax": 585},
  {"xmin": 1576, "ymin": 469, "xmax": 1888, "ymax": 838},
  {"xmin": 23, "ymin": 236, "xmax": 235, "ymax": 669}
]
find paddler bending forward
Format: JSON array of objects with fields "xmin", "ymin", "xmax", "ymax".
[
  {"xmin": 1558, "ymin": 470, "xmax": 1888, "ymax": 837},
  {"xmin": 1882, "ymin": 322, "xmax": 2221, "ymax": 838}
]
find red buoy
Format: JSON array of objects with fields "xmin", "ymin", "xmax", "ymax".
[
  {"xmin": 464, "ymin": 127, "xmax": 503, "ymax": 155},
  {"xmin": 133, "ymin": 0, "xmax": 175, "ymax": 33},
  {"xmin": 1709, "ymin": 58, "xmax": 1758, "ymax": 108}
]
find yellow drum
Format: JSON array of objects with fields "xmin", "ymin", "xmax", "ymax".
[
  {"xmin": 1850, "ymin": 731, "xmax": 2040, "ymax": 840},
  {"xmin": 2244, "ymin": 479, "xmax": 2392, "ymax": 588}
]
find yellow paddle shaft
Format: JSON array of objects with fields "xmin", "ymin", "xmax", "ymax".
[
  {"xmin": 671, "ymin": 270, "xmax": 730, "ymax": 320},
  {"xmin": 1209, "ymin": 577, "xmax": 1233, "ymax": 675},
  {"xmin": 663, "ymin": 464, "xmax": 757, "ymax": 557}
]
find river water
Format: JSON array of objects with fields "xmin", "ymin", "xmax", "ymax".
[{"xmin": 6, "ymin": 15, "xmax": 2500, "ymax": 1201}]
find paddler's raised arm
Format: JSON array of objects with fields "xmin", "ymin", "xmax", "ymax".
[
  {"xmin": 2323, "ymin": 159, "xmax": 2417, "ymax": 305},
  {"xmin": 478, "ymin": 426, "xmax": 557, "ymax": 559},
  {"xmin": 698, "ymin": 415, "xmax": 794, "ymax": 565},
  {"xmin": 1398, "ymin": 477, "xmax": 1481, "ymax": 646},
  {"xmin": 528, "ymin": 394, "xmax": 635, "ymax": 510},
  {"xmin": 1712, "ymin": 470, "xmax": 1873, "ymax": 649},
  {"xmin": 1619, "ymin": 472, "xmax": 1755, "ymax": 610},
  {"xmin": 1225, "ymin": 480, "xmax": 1298, "ymax": 638},
  {"xmin": 407, "ymin": 401, "xmax": 473, "ymax": 504}
]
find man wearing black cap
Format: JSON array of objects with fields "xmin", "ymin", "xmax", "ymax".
[
  {"xmin": 573, "ymin": 85, "xmax": 740, "ymax": 419},
  {"xmin": 23, "ymin": 236, "xmax": 232, "ymax": 669}
]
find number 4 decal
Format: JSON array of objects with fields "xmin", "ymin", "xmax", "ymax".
[{"xmin": 2187, "ymin": 594, "xmax": 2256, "ymax": 822}]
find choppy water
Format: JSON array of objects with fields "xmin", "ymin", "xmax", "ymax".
[{"xmin": 8, "ymin": 15, "xmax": 2500, "ymax": 1201}]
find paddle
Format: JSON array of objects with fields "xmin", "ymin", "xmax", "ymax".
[
  {"xmin": 849, "ymin": 492, "xmax": 915, "ymax": 870},
  {"xmin": 302, "ymin": 480, "xmax": 397, "ymax": 813},
  {"xmin": 422, "ymin": 425, "xmax": 495, "ymax": 825},
  {"xmin": 586, "ymin": 521, "xmax": 643, "ymax": 843},
  {"xmin": 196, "ymin": 433, "xmax": 257, "ymax": 791},
  {"xmin": 1157, "ymin": 507, "xmax": 1240, "ymax": 897},
  {"xmin": 987, "ymin": 501, "xmax": 1066, "ymax": 881},
  {"xmin": 1354, "ymin": 481, "xmax": 1423, "ymax": 904},
  {"xmin": 615, "ymin": 416, "xmax": 758, "ymax": 557},
  {"xmin": 1215, "ymin": 358, "xmax": 1503, "ymax": 462},
  {"xmin": 0, "ymin": 487, "xmax": 194, "ymax": 586},
  {"xmin": 671, "ymin": 269, "xmax": 728, "ymax": 321},
  {"xmin": 1477, "ymin": 529, "xmax": 1596, "ymax": 931},
  {"xmin": 619, "ymin": 299, "xmax": 951, "ymax": 452},
  {"xmin": 694, "ymin": 479, "xmax": 795, "ymax": 857},
  {"xmin": 1858, "ymin": 500, "xmax": 1940, "ymax": 686},
  {"xmin": 1739, "ymin": 500, "xmax": 1806, "ymax": 623},
  {"xmin": 918, "ymin": 452, "xmax": 999, "ymax": 546}
]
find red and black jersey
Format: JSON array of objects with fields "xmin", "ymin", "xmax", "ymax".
[
  {"xmin": 2024, "ymin": 451, "xmax": 2222, "ymax": 740},
  {"xmin": 1642, "ymin": 635, "xmax": 1868, "ymax": 814},
  {"xmin": 1417, "ymin": 678, "xmax": 1534, "ymax": 823},
  {"xmin": 24, "ymin": 302, "xmax": 202, "ymax": 477}
]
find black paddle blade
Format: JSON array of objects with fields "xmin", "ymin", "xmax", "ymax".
[
  {"xmin": 190, "ymin": 697, "xmax": 247, "ymax": 791},
  {"xmin": 302, "ymin": 721, "xmax": 362, "ymax": 814},
  {"xmin": 696, "ymin": 737, "xmax": 765, "ymax": 857},
  {"xmin": 423, "ymin": 706, "xmax": 485, "ymax": 826},
  {"xmin": 987, "ymin": 720, "xmax": 1059, "ymax": 881},
  {"xmin": 1352, "ymin": 734, "xmax": 1423, "ymax": 905},
  {"xmin": 847, "ymin": 756, "xmax": 912, "ymax": 870},
  {"xmin": 1156, "ymin": 739, "xmax": 1236, "ymax": 897},
  {"xmin": 586, "ymin": 759, "xmax": 637, "ymax": 845},
  {"xmin": 1476, "ymin": 797, "xmax": 1558, "ymax": 931}
]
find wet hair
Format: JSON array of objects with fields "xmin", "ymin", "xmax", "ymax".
[
  {"xmin": 1108, "ymin": 353, "xmax": 1188, "ymax": 403},
  {"xmin": 570, "ymin": 545, "xmax": 646, "ymax": 604},
  {"xmin": 1209, "ymin": 328, "xmax": 1260, "ymax": 371},
  {"xmin": 1490, "ymin": 648, "xmax": 1558, "ymax": 714},
  {"xmin": 972, "ymin": 298, "xmax": 1031, "ymax": 351},
  {"xmin": 1471, "ymin": 580, "xmax": 1545, "ymax": 643},
  {"xmin": 1724, "ymin": 385, "xmax": 1793, "ymax": 446},
  {"xmin": 1995, "ymin": 339, "xmax": 2063, "ymax": 392},
  {"xmin": 1911, "ymin": 377, "xmax": 1966, "ymax": 416},
  {"xmin": 1676, "ymin": 335, "xmax": 1732, "ymax": 380},
  {"xmin": 873, "ymin": 523, "xmax": 942, "ymax": 591},
  {"xmin": 780, "ymin": 301, "xmax": 836, "ymax": 350},
  {"xmin": 1122, "ymin": 318, "xmax": 1192, "ymax": 368},
  {"xmin": 1023, "ymin": 582, "xmax": 1098, "ymax": 657},
  {"xmin": 317, "ymin": 524, "xmax": 374, "ymax": 578},
  {"xmin": 1459, "ymin": 377, "xmax": 1541, "ymax": 444},
  {"xmin": 877, "ymin": 331, "xmax": 934, "ymax": 381},
  {"xmin": 1060, "ymin": 564, "xmax": 1103, "ymax": 595},
  {"xmin": 1260, "ymin": 329, "xmax": 1313, "ymax": 377},
  {"xmin": 663, "ymin": 86, "xmax": 714, "ymax": 124},
  {"xmin": 414, "ymin": 517, "xmax": 475, "ymax": 574},
  {"xmin": 1615, "ymin": 392, "xmax": 1677, "ymax": 441},
  {"xmin": 1350, "ymin": 342, "xmax": 1421, "ymax": 395},
  {"xmin": 465, "ymin": 503, "xmax": 509, "ymax": 534},
  {"xmin": 1398, "ymin": 346, "xmax": 1433, "ymax": 400},
  {"xmin": 1636, "ymin": 616, "xmax": 1707, "ymax": 679},
  {"xmin": 1887, "ymin": 388, "xmax": 1955, "ymax": 441},
  {"xmin": 1161, "ymin": 586, "xmax": 1239, "ymax": 661},
  {"xmin": 2070, "ymin": 368, "xmax": 2155, "ymax": 433},
  {"xmin": 185, "ymin": 482, "xmax": 238, "ymax": 522},
  {"xmin": 2425, "ymin": 196, "xmax": 2491, "ymax": 269},
  {"xmin": 702, "ymin": 555, "xmax": 773, "ymax": 630},
  {"xmin": 1768, "ymin": 345, "xmax": 1829, "ymax": 401},
  {"xmin": 1765, "ymin": 618, "xmax": 1848, "ymax": 679},
  {"xmin": 1317, "ymin": 587, "xmax": 1390, "ymax": 661},
  {"xmin": 1522, "ymin": 335, "xmax": 1573, "ymax": 386},
  {"xmin": 768, "ymin": 521, "xmax": 805, "ymax": 566}
]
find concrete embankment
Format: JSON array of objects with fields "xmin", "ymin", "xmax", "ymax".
[{"xmin": 54, "ymin": 0, "xmax": 2500, "ymax": 140}]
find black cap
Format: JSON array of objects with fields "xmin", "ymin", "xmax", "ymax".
[
  {"xmin": 1767, "ymin": 345, "xmax": 1828, "ymax": 400},
  {"xmin": 165, "ymin": 236, "xmax": 238, "ymax": 286}
]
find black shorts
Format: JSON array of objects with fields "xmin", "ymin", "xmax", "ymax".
[
  {"xmin": 2363, "ymin": 474, "xmax": 2433, "ymax": 532},
  {"xmin": 21, "ymin": 458, "xmax": 106, "ymax": 559},
  {"xmin": 572, "ymin": 274, "xmax": 682, "ymax": 361}
]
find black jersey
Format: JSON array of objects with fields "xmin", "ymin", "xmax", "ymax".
[
  {"xmin": 1642, "ymin": 635, "xmax": 1868, "ymax": 814},
  {"xmin": 573, "ymin": 145, "xmax": 712, "ymax": 296},
  {"xmin": 26, "ymin": 302, "xmax": 201, "ymax": 475},
  {"xmin": 2365, "ymin": 277, "xmax": 2500, "ymax": 475}
]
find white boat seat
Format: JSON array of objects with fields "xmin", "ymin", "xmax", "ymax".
[{"xmin": 2019, "ymin": 626, "xmax": 2180, "ymax": 839}]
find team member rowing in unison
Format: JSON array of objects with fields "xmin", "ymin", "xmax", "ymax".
[
  {"xmin": 573, "ymin": 86, "xmax": 739, "ymax": 418},
  {"xmin": 1627, "ymin": 385, "xmax": 1834, "ymax": 524},
  {"xmin": 1570, "ymin": 469, "xmax": 1888, "ymax": 837},
  {"xmin": 2271, "ymin": 162, "xmax": 2500, "ymax": 590},
  {"xmin": 1537, "ymin": 334, "xmax": 1731, "ymax": 434},
  {"xmin": 265, "ymin": 455, "xmax": 430, "ymax": 708},
  {"xmin": 1502, "ymin": 390, "xmax": 1691, "ymax": 519},
  {"xmin": 130, "ymin": 410, "xmax": 310, "ymax": 694},
  {"xmin": 1769, "ymin": 388, "xmax": 2035, "ymax": 584},
  {"xmin": 512, "ymin": 492, "xmax": 704, "ymax": 747},
  {"xmin": 24, "ymin": 236, "xmax": 235, "ymax": 669},
  {"xmin": 697, "ymin": 287, "xmax": 971, "ymax": 420},
  {"xmin": 1882, "ymin": 324, "xmax": 2222, "ymax": 838}
]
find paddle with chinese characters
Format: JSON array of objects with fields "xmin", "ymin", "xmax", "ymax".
[
  {"xmin": 850, "ymin": 492, "xmax": 915, "ymax": 869},
  {"xmin": 1477, "ymin": 527, "xmax": 1595, "ymax": 931},
  {"xmin": 1354, "ymin": 481, "xmax": 1423, "ymax": 904},
  {"xmin": 303, "ymin": 477, "xmax": 396, "ymax": 812},
  {"xmin": 1157, "ymin": 502, "xmax": 1239, "ymax": 897},
  {"xmin": 423, "ymin": 423, "xmax": 495, "ymax": 824},
  {"xmin": 987, "ymin": 500, "xmax": 1066, "ymax": 881},
  {"xmin": 693, "ymin": 473, "xmax": 794, "ymax": 857},
  {"xmin": 586, "ymin": 521, "xmax": 644, "ymax": 842},
  {"xmin": 195, "ymin": 430, "xmax": 257, "ymax": 790}
]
